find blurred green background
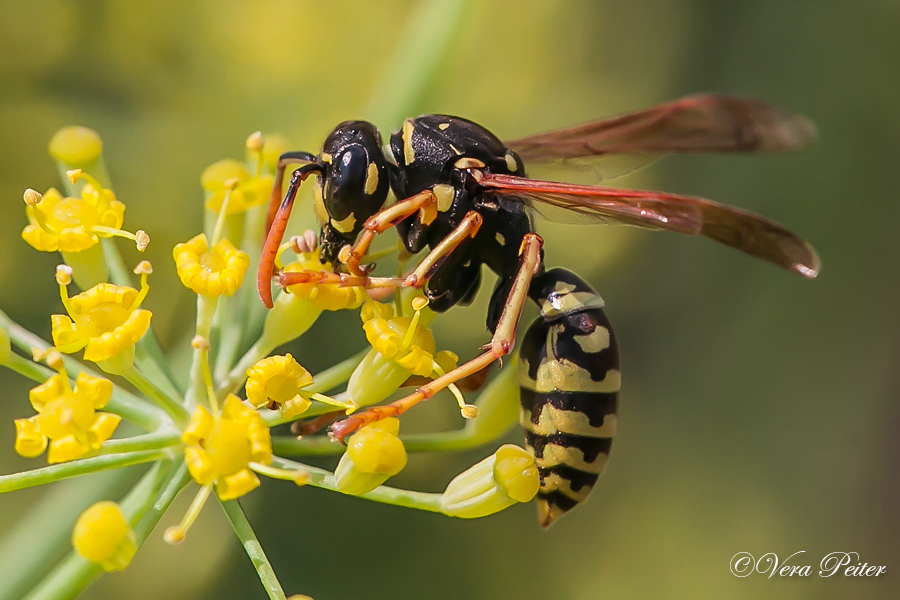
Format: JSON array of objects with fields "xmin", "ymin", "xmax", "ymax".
[{"xmin": 1, "ymin": 0, "xmax": 897, "ymax": 598}]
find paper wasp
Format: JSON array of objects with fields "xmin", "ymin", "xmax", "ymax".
[{"xmin": 257, "ymin": 95, "xmax": 819, "ymax": 526}]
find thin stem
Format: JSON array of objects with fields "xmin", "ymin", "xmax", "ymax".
[
  {"xmin": 271, "ymin": 457, "xmax": 443, "ymax": 513},
  {"xmin": 0, "ymin": 449, "xmax": 170, "ymax": 494},
  {"xmin": 219, "ymin": 499, "xmax": 287, "ymax": 600},
  {"xmin": 364, "ymin": 0, "xmax": 473, "ymax": 126},
  {"xmin": 123, "ymin": 367, "xmax": 189, "ymax": 424},
  {"xmin": 185, "ymin": 294, "xmax": 218, "ymax": 410},
  {"xmin": 98, "ymin": 429, "xmax": 182, "ymax": 455},
  {"xmin": 23, "ymin": 460, "xmax": 190, "ymax": 600}
]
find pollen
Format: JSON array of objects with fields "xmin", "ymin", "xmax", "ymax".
[
  {"xmin": 173, "ymin": 234, "xmax": 250, "ymax": 297},
  {"xmin": 15, "ymin": 365, "xmax": 119, "ymax": 464},
  {"xmin": 181, "ymin": 395, "xmax": 273, "ymax": 500},
  {"xmin": 72, "ymin": 501, "xmax": 137, "ymax": 572},
  {"xmin": 245, "ymin": 354, "xmax": 314, "ymax": 419},
  {"xmin": 51, "ymin": 264, "xmax": 152, "ymax": 368}
]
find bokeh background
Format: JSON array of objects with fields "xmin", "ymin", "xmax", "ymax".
[{"xmin": 1, "ymin": 0, "xmax": 898, "ymax": 598}]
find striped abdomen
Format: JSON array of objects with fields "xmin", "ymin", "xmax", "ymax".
[{"xmin": 518, "ymin": 268, "xmax": 620, "ymax": 528}]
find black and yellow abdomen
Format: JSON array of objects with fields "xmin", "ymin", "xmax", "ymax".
[{"xmin": 518, "ymin": 268, "xmax": 620, "ymax": 528}]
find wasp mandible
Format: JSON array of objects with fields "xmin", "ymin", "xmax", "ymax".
[{"xmin": 257, "ymin": 95, "xmax": 819, "ymax": 527}]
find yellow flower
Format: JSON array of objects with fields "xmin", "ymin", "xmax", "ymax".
[
  {"xmin": 51, "ymin": 263, "xmax": 153, "ymax": 372},
  {"xmin": 182, "ymin": 395, "xmax": 272, "ymax": 500},
  {"xmin": 21, "ymin": 167, "xmax": 146, "ymax": 257},
  {"xmin": 72, "ymin": 501, "xmax": 137, "ymax": 572},
  {"xmin": 245, "ymin": 354, "xmax": 314, "ymax": 419},
  {"xmin": 201, "ymin": 158, "xmax": 273, "ymax": 215},
  {"xmin": 282, "ymin": 248, "xmax": 367, "ymax": 311},
  {"xmin": 173, "ymin": 234, "xmax": 249, "ymax": 297},
  {"xmin": 334, "ymin": 418, "xmax": 407, "ymax": 495},
  {"xmin": 439, "ymin": 445, "xmax": 540, "ymax": 519},
  {"xmin": 15, "ymin": 366, "xmax": 119, "ymax": 464},
  {"xmin": 346, "ymin": 296, "xmax": 458, "ymax": 408}
]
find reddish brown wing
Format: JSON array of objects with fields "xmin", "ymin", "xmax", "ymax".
[
  {"xmin": 478, "ymin": 173, "xmax": 820, "ymax": 278},
  {"xmin": 507, "ymin": 95, "xmax": 816, "ymax": 163}
]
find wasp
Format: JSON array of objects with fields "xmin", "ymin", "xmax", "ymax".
[{"xmin": 257, "ymin": 95, "xmax": 819, "ymax": 527}]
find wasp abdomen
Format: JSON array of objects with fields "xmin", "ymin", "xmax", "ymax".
[{"xmin": 518, "ymin": 268, "xmax": 620, "ymax": 528}]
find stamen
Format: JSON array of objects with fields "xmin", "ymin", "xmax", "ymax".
[
  {"xmin": 250, "ymin": 461, "xmax": 309, "ymax": 486},
  {"xmin": 210, "ymin": 178, "xmax": 239, "ymax": 245},
  {"xmin": 309, "ymin": 392, "xmax": 359, "ymax": 415},
  {"xmin": 164, "ymin": 484, "xmax": 213, "ymax": 545},
  {"xmin": 25, "ymin": 190, "xmax": 60, "ymax": 236},
  {"xmin": 67, "ymin": 169, "xmax": 110, "ymax": 210},
  {"xmin": 56, "ymin": 265, "xmax": 76, "ymax": 318},
  {"xmin": 91, "ymin": 225, "xmax": 135, "ymax": 241},
  {"xmin": 129, "ymin": 262, "xmax": 152, "ymax": 311},
  {"xmin": 400, "ymin": 297, "xmax": 428, "ymax": 351},
  {"xmin": 274, "ymin": 241, "xmax": 295, "ymax": 270},
  {"xmin": 199, "ymin": 340, "xmax": 219, "ymax": 415},
  {"xmin": 246, "ymin": 131, "xmax": 265, "ymax": 177},
  {"xmin": 134, "ymin": 230, "xmax": 150, "ymax": 252}
]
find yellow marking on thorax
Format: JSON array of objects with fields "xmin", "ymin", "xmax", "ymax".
[
  {"xmin": 495, "ymin": 232, "xmax": 506, "ymax": 245},
  {"xmin": 539, "ymin": 472, "xmax": 594, "ymax": 502},
  {"xmin": 402, "ymin": 120, "xmax": 416, "ymax": 165},
  {"xmin": 534, "ymin": 444, "xmax": 608, "ymax": 473},
  {"xmin": 554, "ymin": 281, "xmax": 576, "ymax": 294},
  {"xmin": 321, "ymin": 153, "xmax": 332, "ymax": 164},
  {"xmin": 574, "ymin": 326, "xmax": 610, "ymax": 353},
  {"xmin": 454, "ymin": 157, "xmax": 485, "ymax": 169},
  {"xmin": 331, "ymin": 213, "xmax": 357, "ymax": 233},
  {"xmin": 438, "ymin": 122, "xmax": 450, "ymax": 130},
  {"xmin": 364, "ymin": 162, "xmax": 379, "ymax": 195},
  {"xmin": 449, "ymin": 144, "xmax": 462, "ymax": 155},
  {"xmin": 433, "ymin": 184, "xmax": 454, "ymax": 212},
  {"xmin": 313, "ymin": 179, "xmax": 328, "ymax": 225},
  {"xmin": 520, "ymin": 405, "xmax": 617, "ymax": 438},
  {"xmin": 505, "ymin": 152, "xmax": 518, "ymax": 172}
]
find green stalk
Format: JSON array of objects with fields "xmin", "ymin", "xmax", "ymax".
[
  {"xmin": 219, "ymin": 500, "xmax": 286, "ymax": 600},
  {"xmin": 364, "ymin": 0, "xmax": 473, "ymax": 126},
  {"xmin": 123, "ymin": 367, "xmax": 189, "ymax": 424},
  {"xmin": 23, "ymin": 461, "xmax": 189, "ymax": 600},
  {"xmin": 0, "ymin": 450, "xmax": 171, "ymax": 494},
  {"xmin": 272, "ymin": 457, "xmax": 443, "ymax": 513},
  {"xmin": 98, "ymin": 430, "xmax": 182, "ymax": 455}
]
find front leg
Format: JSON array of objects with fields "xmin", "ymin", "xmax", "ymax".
[{"xmin": 330, "ymin": 233, "xmax": 544, "ymax": 443}]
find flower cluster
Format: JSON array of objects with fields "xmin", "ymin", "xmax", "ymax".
[{"xmin": 0, "ymin": 126, "xmax": 537, "ymax": 600}]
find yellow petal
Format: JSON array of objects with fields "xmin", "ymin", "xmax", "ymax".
[
  {"xmin": 216, "ymin": 468, "xmax": 260, "ymax": 500},
  {"xmin": 14, "ymin": 417, "xmax": 48, "ymax": 458}
]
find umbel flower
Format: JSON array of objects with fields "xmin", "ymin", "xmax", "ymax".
[{"xmin": 0, "ymin": 124, "xmax": 537, "ymax": 600}]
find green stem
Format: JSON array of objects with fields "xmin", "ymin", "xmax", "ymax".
[
  {"xmin": 219, "ymin": 500, "xmax": 287, "ymax": 600},
  {"xmin": 123, "ymin": 367, "xmax": 189, "ymax": 424},
  {"xmin": 0, "ymin": 468, "xmax": 136, "ymax": 600},
  {"xmin": 0, "ymin": 310, "xmax": 165, "ymax": 430},
  {"xmin": 271, "ymin": 457, "xmax": 443, "ymax": 513},
  {"xmin": 0, "ymin": 450, "xmax": 170, "ymax": 494},
  {"xmin": 99, "ymin": 429, "xmax": 182, "ymax": 455},
  {"xmin": 364, "ymin": 0, "xmax": 473, "ymax": 126},
  {"xmin": 185, "ymin": 295, "xmax": 218, "ymax": 410},
  {"xmin": 23, "ymin": 460, "xmax": 189, "ymax": 600}
]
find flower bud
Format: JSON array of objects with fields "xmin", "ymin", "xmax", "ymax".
[
  {"xmin": 335, "ymin": 419, "xmax": 407, "ymax": 495},
  {"xmin": 49, "ymin": 126, "xmax": 103, "ymax": 168},
  {"xmin": 72, "ymin": 501, "xmax": 137, "ymax": 572},
  {"xmin": 440, "ymin": 445, "xmax": 540, "ymax": 519}
]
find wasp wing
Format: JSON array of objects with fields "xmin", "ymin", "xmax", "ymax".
[
  {"xmin": 478, "ymin": 173, "xmax": 820, "ymax": 278},
  {"xmin": 507, "ymin": 94, "xmax": 816, "ymax": 163}
]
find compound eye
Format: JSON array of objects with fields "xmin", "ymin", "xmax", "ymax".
[{"xmin": 326, "ymin": 146, "xmax": 368, "ymax": 215}]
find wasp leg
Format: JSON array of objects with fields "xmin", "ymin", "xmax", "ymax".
[
  {"xmin": 344, "ymin": 189, "xmax": 437, "ymax": 277},
  {"xmin": 265, "ymin": 151, "xmax": 317, "ymax": 234},
  {"xmin": 330, "ymin": 233, "xmax": 544, "ymax": 443},
  {"xmin": 258, "ymin": 163, "xmax": 320, "ymax": 308},
  {"xmin": 279, "ymin": 210, "xmax": 482, "ymax": 291}
]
